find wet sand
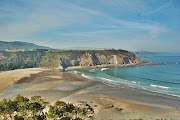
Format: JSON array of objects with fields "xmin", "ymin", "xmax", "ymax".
[
  {"xmin": 0, "ymin": 69, "xmax": 180, "ymax": 119},
  {"xmin": 0, "ymin": 68, "xmax": 45, "ymax": 92}
]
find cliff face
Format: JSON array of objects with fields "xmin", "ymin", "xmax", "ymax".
[
  {"xmin": 60, "ymin": 50, "xmax": 143, "ymax": 69},
  {"xmin": 0, "ymin": 49, "xmax": 144, "ymax": 71}
]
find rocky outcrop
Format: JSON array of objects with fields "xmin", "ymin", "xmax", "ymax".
[
  {"xmin": 59, "ymin": 50, "xmax": 144, "ymax": 69},
  {"xmin": 105, "ymin": 103, "xmax": 114, "ymax": 108}
]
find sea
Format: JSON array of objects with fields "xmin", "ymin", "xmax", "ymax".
[{"xmin": 72, "ymin": 52, "xmax": 180, "ymax": 99}]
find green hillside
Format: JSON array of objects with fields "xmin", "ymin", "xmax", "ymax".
[
  {"xmin": 0, "ymin": 49, "xmax": 136, "ymax": 71},
  {"xmin": 0, "ymin": 41, "xmax": 52, "ymax": 50}
]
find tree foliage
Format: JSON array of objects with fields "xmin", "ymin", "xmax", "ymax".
[
  {"xmin": 0, "ymin": 95, "xmax": 88, "ymax": 120},
  {"xmin": 0, "ymin": 50, "xmax": 47, "ymax": 71}
]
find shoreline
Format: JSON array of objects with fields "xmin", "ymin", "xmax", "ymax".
[
  {"xmin": 0, "ymin": 68, "xmax": 180, "ymax": 119},
  {"xmin": 60, "ymin": 74, "xmax": 180, "ymax": 119},
  {"xmin": 65, "ymin": 62, "xmax": 163, "ymax": 71},
  {"xmin": 67, "ymin": 63, "xmax": 180, "ymax": 101},
  {"xmin": 0, "ymin": 68, "xmax": 46, "ymax": 92},
  {"xmin": 69, "ymin": 71, "xmax": 180, "ymax": 110}
]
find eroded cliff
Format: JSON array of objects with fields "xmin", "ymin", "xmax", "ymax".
[
  {"xmin": 59, "ymin": 50, "xmax": 143, "ymax": 69},
  {"xmin": 0, "ymin": 49, "xmax": 144, "ymax": 71}
]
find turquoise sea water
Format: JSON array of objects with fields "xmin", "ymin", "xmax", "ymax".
[{"xmin": 72, "ymin": 53, "xmax": 180, "ymax": 98}]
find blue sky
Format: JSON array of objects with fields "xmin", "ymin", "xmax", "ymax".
[{"xmin": 0, "ymin": 0, "xmax": 179, "ymax": 52}]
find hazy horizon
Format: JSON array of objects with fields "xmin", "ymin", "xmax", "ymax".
[{"xmin": 0, "ymin": 0, "xmax": 179, "ymax": 52}]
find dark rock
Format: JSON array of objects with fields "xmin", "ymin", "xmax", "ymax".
[
  {"xmin": 105, "ymin": 103, "xmax": 114, "ymax": 108},
  {"xmin": 116, "ymin": 107, "xmax": 123, "ymax": 111}
]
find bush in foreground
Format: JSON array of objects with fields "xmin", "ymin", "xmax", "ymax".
[{"xmin": 0, "ymin": 95, "xmax": 87, "ymax": 120}]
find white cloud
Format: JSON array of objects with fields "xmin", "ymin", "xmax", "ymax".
[
  {"xmin": 146, "ymin": 1, "xmax": 172, "ymax": 15},
  {"xmin": 0, "ymin": 0, "xmax": 178, "ymax": 52},
  {"xmin": 0, "ymin": 0, "xmax": 102, "ymax": 40},
  {"xmin": 0, "ymin": 0, "xmax": 166, "ymax": 40}
]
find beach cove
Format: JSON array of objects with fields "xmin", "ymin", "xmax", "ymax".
[{"xmin": 0, "ymin": 68, "xmax": 180, "ymax": 119}]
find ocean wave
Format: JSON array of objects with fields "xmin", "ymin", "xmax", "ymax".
[
  {"xmin": 103, "ymin": 79, "xmax": 179, "ymax": 98},
  {"xmin": 98, "ymin": 77, "xmax": 114, "ymax": 82},
  {"xmin": 150, "ymin": 84, "xmax": 169, "ymax": 89},
  {"xmin": 89, "ymin": 69, "xmax": 95, "ymax": 72},
  {"xmin": 137, "ymin": 76, "xmax": 180, "ymax": 85},
  {"xmin": 131, "ymin": 81, "xmax": 136, "ymax": 84},
  {"xmin": 166, "ymin": 93, "xmax": 180, "ymax": 98},
  {"xmin": 131, "ymin": 81, "xmax": 141, "ymax": 84},
  {"xmin": 81, "ymin": 74, "xmax": 92, "ymax": 79},
  {"xmin": 74, "ymin": 71, "xmax": 78, "ymax": 74},
  {"xmin": 101, "ymin": 68, "xmax": 109, "ymax": 71},
  {"xmin": 98, "ymin": 77, "xmax": 141, "ymax": 88},
  {"xmin": 146, "ymin": 89, "xmax": 180, "ymax": 98},
  {"xmin": 75, "ymin": 68, "xmax": 180, "ymax": 98},
  {"xmin": 98, "ymin": 77, "xmax": 180, "ymax": 98}
]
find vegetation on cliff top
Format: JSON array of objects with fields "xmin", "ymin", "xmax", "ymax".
[{"xmin": 0, "ymin": 49, "xmax": 136, "ymax": 71}]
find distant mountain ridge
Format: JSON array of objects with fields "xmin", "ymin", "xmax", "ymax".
[
  {"xmin": 64, "ymin": 47, "xmax": 109, "ymax": 50},
  {"xmin": 0, "ymin": 41, "xmax": 52, "ymax": 49}
]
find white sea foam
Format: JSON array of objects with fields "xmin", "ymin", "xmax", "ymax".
[
  {"xmin": 150, "ymin": 84, "xmax": 169, "ymax": 89},
  {"xmin": 73, "ymin": 71, "xmax": 79, "ymax": 75},
  {"xmin": 101, "ymin": 68, "xmax": 109, "ymax": 71},
  {"xmin": 89, "ymin": 69, "xmax": 95, "ymax": 72},
  {"xmin": 132, "ymin": 81, "xmax": 136, "ymax": 84},
  {"xmin": 81, "ymin": 74, "xmax": 91, "ymax": 79},
  {"xmin": 166, "ymin": 93, "xmax": 180, "ymax": 98},
  {"xmin": 158, "ymin": 86, "xmax": 169, "ymax": 89},
  {"xmin": 78, "ymin": 70, "xmax": 179, "ymax": 98},
  {"xmin": 150, "ymin": 84, "xmax": 158, "ymax": 87},
  {"xmin": 99, "ymin": 77, "xmax": 114, "ymax": 82},
  {"xmin": 146, "ymin": 89, "xmax": 180, "ymax": 98}
]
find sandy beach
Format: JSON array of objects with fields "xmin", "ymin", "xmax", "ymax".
[
  {"xmin": 0, "ymin": 68, "xmax": 180, "ymax": 119},
  {"xmin": 0, "ymin": 68, "xmax": 45, "ymax": 92}
]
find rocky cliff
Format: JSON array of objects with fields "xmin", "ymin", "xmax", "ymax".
[
  {"xmin": 0, "ymin": 49, "xmax": 144, "ymax": 71},
  {"xmin": 59, "ymin": 50, "xmax": 143, "ymax": 69}
]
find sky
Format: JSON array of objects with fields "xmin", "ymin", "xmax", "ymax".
[{"xmin": 0, "ymin": 0, "xmax": 180, "ymax": 52}]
